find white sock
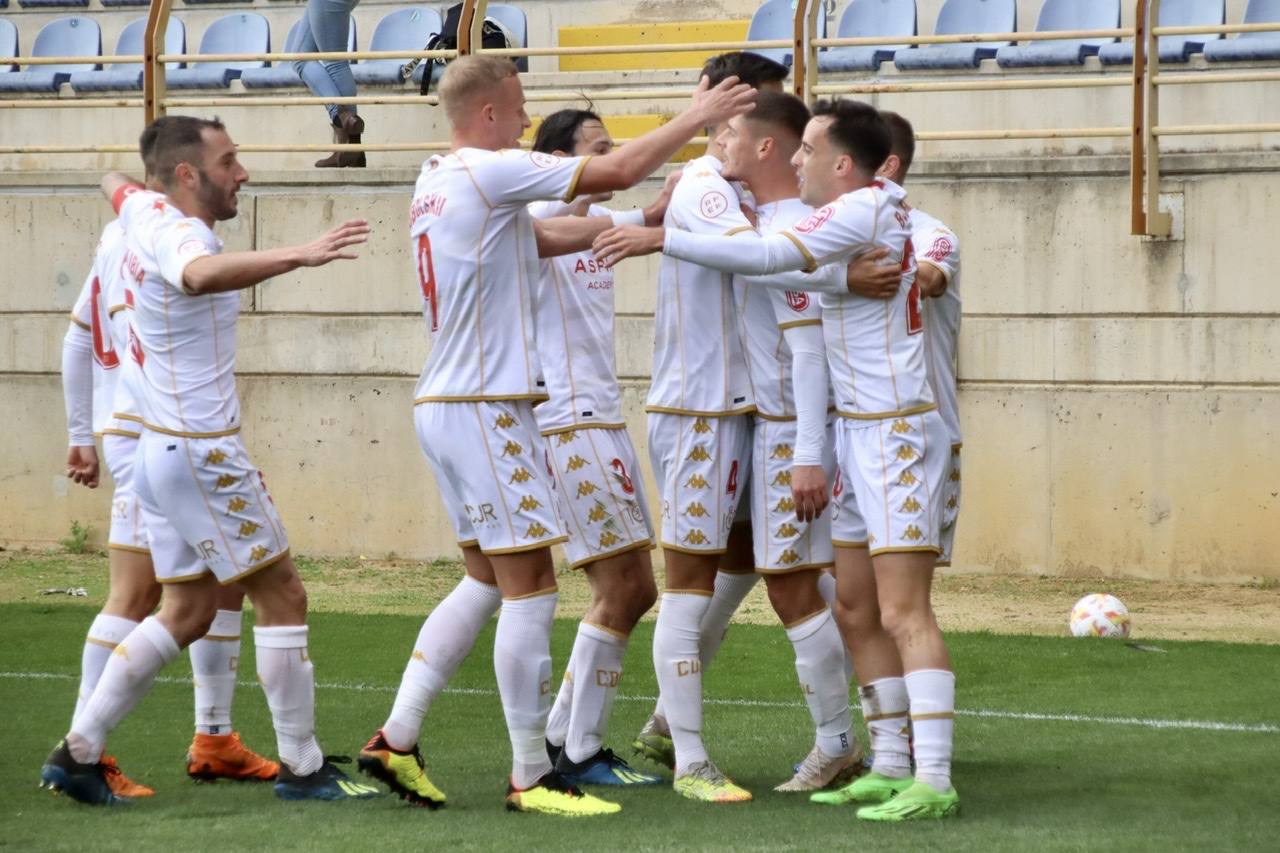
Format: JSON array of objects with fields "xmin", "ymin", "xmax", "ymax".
[
  {"xmin": 494, "ymin": 592, "xmax": 558, "ymax": 789},
  {"xmin": 815, "ymin": 571, "xmax": 855, "ymax": 683},
  {"xmin": 545, "ymin": 649, "xmax": 575, "ymax": 749},
  {"xmin": 786, "ymin": 608, "xmax": 854, "ymax": 758},
  {"xmin": 905, "ymin": 668, "xmax": 956, "ymax": 792},
  {"xmin": 653, "ymin": 591, "xmax": 711, "ymax": 774},
  {"xmin": 860, "ymin": 676, "xmax": 911, "ymax": 779},
  {"xmin": 70, "ymin": 616, "xmax": 179, "ymax": 763},
  {"xmin": 255, "ymin": 625, "xmax": 323, "ymax": 777},
  {"xmin": 383, "ymin": 576, "xmax": 501, "ymax": 751},
  {"xmin": 190, "ymin": 609, "xmax": 242, "ymax": 735},
  {"xmin": 654, "ymin": 573, "xmax": 757, "ymax": 722},
  {"xmin": 74, "ymin": 613, "xmax": 138, "ymax": 723},
  {"xmin": 564, "ymin": 622, "xmax": 628, "ymax": 764}
]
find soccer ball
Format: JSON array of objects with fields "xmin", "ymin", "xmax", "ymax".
[{"xmin": 1068, "ymin": 593, "xmax": 1131, "ymax": 638}]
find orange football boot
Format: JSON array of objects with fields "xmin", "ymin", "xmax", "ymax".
[
  {"xmin": 186, "ymin": 732, "xmax": 279, "ymax": 782},
  {"xmin": 102, "ymin": 754, "xmax": 156, "ymax": 797}
]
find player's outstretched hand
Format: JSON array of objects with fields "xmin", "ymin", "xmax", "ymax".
[
  {"xmin": 690, "ymin": 74, "xmax": 757, "ymax": 127},
  {"xmin": 791, "ymin": 465, "xmax": 828, "ymax": 523},
  {"xmin": 593, "ymin": 225, "xmax": 665, "ymax": 268},
  {"xmin": 297, "ymin": 219, "xmax": 371, "ymax": 266},
  {"xmin": 643, "ymin": 170, "xmax": 683, "ymax": 226},
  {"xmin": 66, "ymin": 445, "xmax": 100, "ymax": 489},
  {"xmin": 846, "ymin": 247, "xmax": 900, "ymax": 299}
]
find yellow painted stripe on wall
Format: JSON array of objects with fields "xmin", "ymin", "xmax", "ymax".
[
  {"xmin": 523, "ymin": 113, "xmax": 706, "ymax": 162},
  {"xmin": 557, "ymin": 20, "xmax": 751, "ymax": 72}
]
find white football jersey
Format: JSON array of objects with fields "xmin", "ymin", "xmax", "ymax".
[
  {"xmin": 409, "ymin": 147, "xmax": 590, "ymax": 403},
  {"xmin": 782, "ymin": 179, "xmax": 933, "ymax": 420},
  {"xmin": 911, "ymin": 207, "xmax": 962, "ymax": 446},
  {"xmin": 118, "ymin": 190, "xmax": 235, "ymax": 437},
  {"xmin": 68, "ymin": 220, "xmax": 130, "ymax": 435},
  {"xmin": 734, "ymin": 197, "xmax": 824, "ymax": 419},
  {"xmin": 528, "ymin": 200, "xmax": 625, "ymax": 434},
  {"xmin": 646, "ymin": 155, "xmax": 755, "ymax": 417}
]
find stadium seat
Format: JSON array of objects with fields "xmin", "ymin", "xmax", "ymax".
[
  {"xmin": 101, "ymin": 0, "xmax": 149, "ymax": 6},
  {"xmin": 486, "ymin": 3, "xmax": 528, "ymax": 72},
  {"xmin": 0, "ymin": 16, "xmax": 99, "ymax": 93},
  {"xmin": 165, "ymin": 12, "xmax": 269, "ymax": 89},
  {"xmin": 69, "ymin": 16, "xmax": 184, "ymax": 92},
  {"xmin": 17, "ymin": 0, "xmax": 88, "ymax": 8},
  {"xmin": 996, "ymin": 0, "xmax": 1118, "ymax": 67},
  {"xmin": 240, "ymin": 15, "xmax": 356, "ymax": 88},
  {"xmin": 0, "ymin": 19, "xmax": 17, "ymax": 71},
  {"xmin": 818, "ymin": 0, "xmax": 917, "ymax": 72},
  {"xmin": 1099, "ymin": 0, "xmax": 1224, "ymax": 64},
  {"xmin": 351, "ymin": 7, "xmax": 442, "ymax": 86},
  {"xmin": 895, "ymin": 0, "xmax": 1016, "ymax": 70},
  {"xmin": 1205, "ymin": 0, "xmax": 1280, "ymax": 61},
  {"xmin": 746, "ymin": 0, "xmax": 827, "ymax": 67}
]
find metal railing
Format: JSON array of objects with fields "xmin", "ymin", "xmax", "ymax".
[{"xmin": 1, "ymin": 0, "xmax": 1277, "ymax": 237}]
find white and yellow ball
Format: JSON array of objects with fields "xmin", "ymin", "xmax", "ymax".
[{"xmin": 1068, "ymin": 593, "xmax": 1131, "ymax": 638}]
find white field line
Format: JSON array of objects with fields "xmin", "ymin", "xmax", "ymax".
[{"xmin": 3, "ymin": 670, "xmax": 1276, "ymax": 735}]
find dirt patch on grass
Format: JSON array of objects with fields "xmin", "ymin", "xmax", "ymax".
[{"xmin": 3, "ymin": 550, "xmax": 1276, "ymax": 644}]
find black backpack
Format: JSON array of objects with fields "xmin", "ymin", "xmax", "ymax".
[{"xmin": 409, "ymin": 3, "xmax": 515, "ymax": 95}]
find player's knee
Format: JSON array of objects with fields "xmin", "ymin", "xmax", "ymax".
[
  {"xmin": 878, "ymin": 601, "xmax": 934, "ymax": 644},
  {"xmin": 107, "ymin": 581, "xmax": 162, "ymax": 622},
  {"xmin": 834, "ymin": 594, "xmax": 879, "ymax": 639},
  {"xmin": 159, "ymin": 595, "xmax": 219, "ymax": 646}
]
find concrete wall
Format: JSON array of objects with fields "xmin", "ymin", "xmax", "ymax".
[{"xmin": 3, "ymin": 150, "xmax": 1280, "ymax": 582}]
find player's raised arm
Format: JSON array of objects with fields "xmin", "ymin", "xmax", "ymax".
[
  {"xmin": 181, "ymin": 219, "xmax": 370, "ymax": 295},
  {"xmin": 532, "ymin": 169, "xmax": 679, "ymax": 258},
  {"xmin": 571, "ymin": 76, "xmax": 756, "ymax": 196}
]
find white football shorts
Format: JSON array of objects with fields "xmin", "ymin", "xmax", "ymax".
[
  {"xmin": 647, "ymin": 412, "xmax": 751, "ymax": 554},
  {"xmin": 748, "ymin": 417, "xmax": 834, "ymax": 572},
  {"xmin": 101, "ymin": 431, "xmax": 149, "ymax": 553}
]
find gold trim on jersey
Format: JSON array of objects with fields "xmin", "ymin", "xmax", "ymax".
[
  {"xmin": 664, "ymin": 587, "xmax": 714, "ymax": 597},
  {"xmin": 658, "ymin": 541, "xmax": 729, "ymax": 557},
  {"xmin": 157, "ymin": 570, "xmax": 211, "ymax": 585},
  {"xmin": 832, "ymin": 539, "xmax": 870, "ymax": 550},
  {"xmin": 779, "ymin": 231, "xmax": 818, "ymax": 273},
  {"xmin": 220, "ymin": 548, "xmax": 292, "ymax": 586},
  {"xmin": 414, "ymin": 394, "xmax": 549, "ymax": 405},
  {"xmin": 481, "ymin": 535, "xmax": 569, "ymax": 557},
  {"xmin": 781, "ymin": 605, "xmax": 831, "ymax": 629},
  {"xmin": 868, "ymin": 545, "xmax": 942, "ymax": 558},
  {"xmin": 114, "ymin": 413, "xmax": 144, "ymax": 423},
  {"xmin": 540, "ymin": 421, "xmax": 627, "ymax": 438},
  {"xmin": 108, "ymin": 303, "xmax": 131, "ymax": 317},
  {"xmin": 562, "ymin": 155, "xmax": 593, "ymax": 203},
  {"xmin": 457, "ymin": 538, "xmax": 480, "ymax": 549},
  {"xmin": 835, "ymin": 402, "xmax": 938, "ymax": 421},
  {"xmin": 566, "ymin": 539, "xmax": 655, "ymax": 571},
  {"xmin": 68, "ymin": 314, "xmax": 91, "ymax": 331},
  {"xmin": 108, "ymin": 543, "xmax": 151, "ymax": 555},
  {"xmin": 143, "ymin": 422, "xmax": 241, "ymax": 439},
  {"xmin": 753, "ymin": 411, "xmax": 798, "ymax": 423},
  {"xmin": 758, "ymin": 561, "xmax": 835, "ymax": 576},
  {"xmin": 723, "ymin": 225, "xmax": 754, "ymax": 237},
  {"xmin": 101, "ymin": 428, "xmax": 141, "ymax": 439},
  {"xmin": 645, "ymin": 405, "xmax": 756, "ymax": 418},
  {"xmin": 503, "ymin": 585, "xmax": 559, "ymax": 601},
  {"xmin": 776, "ymin": 318, "xmax": 822, "ymax": 331}
]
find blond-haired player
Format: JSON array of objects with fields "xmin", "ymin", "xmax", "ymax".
[
  {"xmin": 596, "ymin": 100, "xmax": 960, "ymax": 821},
  {"xmin": 356, "ymin": 55, "xmax": 754, "ymax": 817}
]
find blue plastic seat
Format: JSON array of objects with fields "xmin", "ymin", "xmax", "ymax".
[
  {"xmin": 0, "ymin": 19, "xmax": 17, "ymax": 72},
  {"xmin": 819, "ymin": 0, "xmax": 917, "ymax": 72},
  {"xmin": 1205, "ymin": 0, "xmax": 1280, "ymax": 61},
  {"xmin": 1099, "ymin": 0, "xmax": 1224, "ymax": 64},
  {"xmin": 70, "ymin": 16, "xmax": 185, "ymax": 92},
  {"xmin": 747, "ymin": 0, "xmax": 827, "ymax": 67},
  {"xmin": 166, "ymin": 12, "xmax": 269, "ymax": 88},
  {"xmin": 352, "ymin": 7, "xmax": 442, "ymax": 85},
  {"xmin": 18, "ymin": 0, "xmax": 88, "ymax": 8},
  {"xmin": 0, "ymin": 16, "xmax": 100, "ymax": 93},
  {"xmin": 996, "ymin": 0, "xmax": 1118, "ymax": 67},
  {"xmin": 101, "ymin": 0, "xmax": 150, "ymax": 6},
  {"xmin": 486, "ymin": 3, "xmax": 528, "ymax": 71},
  {"xmin": 896, "ymin": 0, "xmax": 1016, "ymax": 69},
  {"xmin": 240, "ymin": 15, "xmax": 356, "ymax": 88}
]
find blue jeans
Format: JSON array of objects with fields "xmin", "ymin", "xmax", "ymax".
[{"xmin": 288, "ymin": 0, "xmax": 359, "ymax": 122}]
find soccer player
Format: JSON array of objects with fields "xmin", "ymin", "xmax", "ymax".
[
  {"xmin": 595, "ymin": 100, "xmax": 961, "ymax": 821},
  {"xmin": 812, "ymin": 109, "xmax": 962, "ymax": 813},
  {"xmin": 40, "ymin": 115, "xmax": 380, "ymax": 806},
  {"xmin": 527, "ymin": 108, "xmax": 670, "ymax": 788},
  {"xmin": 60, "ymin": 187, "xmax": 278, "ymax": 794},
  {"xmin": 356, "ymin": 55, "xmax": 754, "ymax": 816},
  {"xmin": 628, "ymin": 50, "xmax": 788, "ymax": 805}
]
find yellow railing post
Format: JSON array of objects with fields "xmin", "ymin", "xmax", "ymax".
[
  {"xmin": 463, "ymin": 0, "xmax": 486, "ymax": 57},
  {"xmin": 1143, "ymin": 0, "xmax": 1172, "ymax": 236},
  {"xmin": 802, "ymin": 0, "xmax": 822, "ymax": 105},
  {"xmin": 1131, "ymin": 0, "xmax": 1148, "ymax": 234},
  {"xmin": 143, "ymin": 0, "xmax": 172, "ymax": 125}
]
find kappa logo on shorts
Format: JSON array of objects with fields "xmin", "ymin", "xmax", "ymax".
[
  {"xmin": 683, "ymin": 529, "xmax": 709, "ymax": 546},
  {"xmin": 493, "ymin": 413, "xmax": 518, "ymax": 429},
  {"xmin": 868, "ymin": 533, "xmax": 877, "ymax": 545},
  {"xmin": 949, "ymin": 468, "xmax": 961, "ymax": 483},
  {"xmin": 686, "ymin": 446, "xmax": 711, "ymax": 462},
  {"xmin": 771, "ymin": 444, "xmax": 794, "ymax": 460},
  {"xmin": 587, "ymin": 503, "xmax": 610, "ymax": 523},
  {"xmin": 249, "ymin": 545, "xmax": 271, "ymax": 563},
  {"xmin": 509, "ymin": 467, "xmax": 533, "ymax": 484},
  {"xmin": 576, "ymin": 481, "xmax": 600, "ymax": 498},
  {"xmin": 684, "ymin": 473, "xmax": 710, "ymax": 490},
  {"xmin": 226, "ymin": 497, "xmax": 248, "ymax": 514},
  {"xmin": 205, "ymin": 449, "xmax": 227, "ymax": 465},
  {"xmin": 500, "ymin": 440, "xmax": 524, "ymax": 457},
  {"xmin": 599, "ymin": 531, "xmax": 621, "ymax": 549},
  {"xmin": 778, "ymin": 549, "xmax": 801, "ymax": 565},
  {"xmin": 946, "ymin": 495, "xmax": 959, "ymax": 510},
  {"xmin": 895, "ymin": 446, "xmax": 919, "ymax": 462},
  {"xmin": 890, "ymin": 419, "xmax": 915, "ymax": 434},
  {"xmin": 238, "ymin": 521, "xmax": 261, "ymax": 538},
  {"xmin": 901, "ymin": 525, "xmax": 925, "ymax": 542},
  {"xmin": 772, "ymin": 470, "xmax": 792, "ymax": 487},
  {"xmin": 565, "ymin": 455, "xmax": 590, "ymax": 472},
  {"xmin": 684, "ymin": 502, "xmax": 709, "ymax": 518},
  {"xmin": 215, "ymin": 474, "xmax": 238, "ymax": 489},
  {"xmin": 557, "ymin": 431, "xmax": 579, "ymax": 445},
  {"xmin": 517, "ymin": 495, "xmax": 543, "ymax": 512},
  {"xmin": 525, "ymin": 522, "xmax": 552, "ymax": 539},
  {"xmin": 776, "ymin": 522, "xmax": 799, "ymax": 538},
  {"xmin": 898, "ymin": 470, "xmax": 918, "ymax": 486},
  {"xmin": 900, "ymin": 497, "xmax": 923, "ymax": 513},
  {"xmin": 692, "ymin": 418, "xmax": 712, "ymax": 435},
  {"xmin": 775, "ymin": 496, "xmax": 795, "ymax": 513}
]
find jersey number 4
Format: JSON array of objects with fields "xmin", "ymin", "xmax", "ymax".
[
  {"xmin": 89, "ymin": 276, "xmax": 120, "ymax": 369},
  {"xmin": 902, "ymin": 239, "xmax": 923, "ymax": 336},
  {"xmin": 416, "ymin": 234, "xmax": 440, "ymax": 332}
]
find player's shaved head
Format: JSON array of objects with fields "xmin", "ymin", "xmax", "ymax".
[
  {"xmin": 879, "ymin": 110, "xmax": 915, "ymax": 180},
  {"xmin": 439, "ymin": 54, "xmax": 521, "ymax": 125},
  {"xmin": 745, "ymin": 91, "xmax": 810, "ymax": 146},
  {"xmin": 141, "ymin": 115, "xmax": 227, "ymax": 189},
  {"xmin": 701, "ymin": 51, "xmax": 788, "ymax": 91},
  {"xmin": 811, "ymin": 98, "xmax": 891, "ymax": 175}
]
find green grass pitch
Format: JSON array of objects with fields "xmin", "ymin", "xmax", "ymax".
[{"xmin": 2, "ymin": 601, "xmax": 1278, "ymax": 851}]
